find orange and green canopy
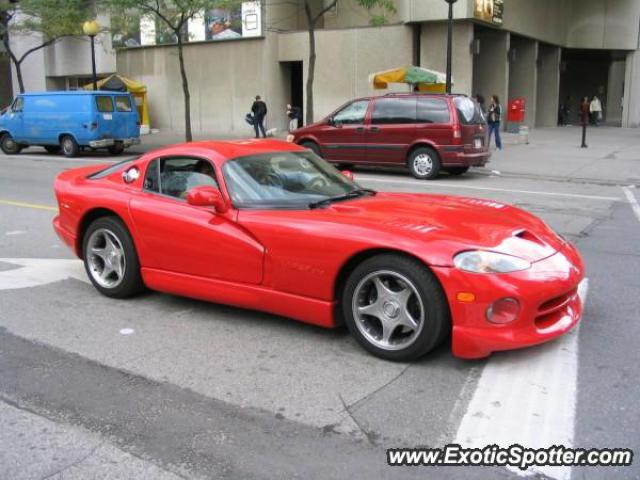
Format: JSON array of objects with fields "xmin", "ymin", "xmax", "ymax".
[{"xmin": 369, "ymin": 66, "xmax": 450, "ymax": 92}]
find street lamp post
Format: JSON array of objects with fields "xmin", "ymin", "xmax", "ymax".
[
  {"xmin": 82, "ymin": 20, "xmax": 100, "ymax": 91},
  {"xmin": 444, "ymin": 0, "xmax": 457, "ymax": 94}
]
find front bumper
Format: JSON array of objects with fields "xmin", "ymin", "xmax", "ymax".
[
  {"xmin": 432, "ymin": 242, "xmax": 585, "ymax": 359},
  {"xmin": 53, "ymin": 215, "xmax": 79, "ymax": 256}
]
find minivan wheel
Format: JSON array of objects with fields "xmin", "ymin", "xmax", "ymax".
[
  {"xmin": 82, "ymin": 216, "xmax": 144, "ymax": 298},
  {"xmin": 108, "ymin": 142, "xmax": 125, "ymax": 155},
  {"xmin": 1, "ymin": 133, "xmax": 22, "ymax": 154},
  {"xmin": 408, "ymin": 147, "xmax": 441, "ymax": 180},
  {"xmin": 445, "ymin": 166, "xmax": 470, "ymax": 176},
  {"xmin": 61, "ymin": 135, "xmax": 79, "ymax": 157},
  {"xmin": 342, "ymin": 254, "xmax": 450, "ymax": 361},
  {"xmin": 300, "ymin": 141, "xmax": 322, "ymax": 157}
]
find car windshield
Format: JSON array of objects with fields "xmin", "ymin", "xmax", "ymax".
[{"xmin": 223, "ymin": 151, "xmax": 369, "ymax": 209}]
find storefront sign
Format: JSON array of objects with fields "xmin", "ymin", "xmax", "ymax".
[{"xmin": 474, "ymin": 0, "xmax": 503, "ymax": 26}]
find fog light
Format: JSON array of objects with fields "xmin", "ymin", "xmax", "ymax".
[{"xmin": 486, "ymin": 298, "xmax": 520, "ymax": 324}]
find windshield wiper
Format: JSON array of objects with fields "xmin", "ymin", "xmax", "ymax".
[{"xmin": 308, "ymin": 188, "xmax": 376, "ymax": 209}]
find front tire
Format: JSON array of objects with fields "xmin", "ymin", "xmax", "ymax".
[
  {"xmin": 341, "ymin": 254, "xmax": 450, "ymax": 361},
  {"xmin": 1, "ymin": 133, "xmax": 22, "ymax": 154},
  {"xmin": 300, "ymin": 140, "xmax": 322, "ymax": 157},
  {"xmin": 408, "ymin": 147, "xmax": 441, "ymax": 180},
  {"xmin": 61, "ymin": 135, "xmax": 79, "ymax": 158},
  {"xmin": 82, "ymin": 216, "xmax": 144, "ymax": 298}
]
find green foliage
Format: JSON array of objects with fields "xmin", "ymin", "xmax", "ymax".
[
  {"xmin": 1, "ymin": 0, "xmax": 90, "ymax": 38},
  {"xmin": 356, "ymin": 0, "xmax": 397, "ymax": 26}
]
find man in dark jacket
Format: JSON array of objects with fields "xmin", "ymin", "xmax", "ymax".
[{"xmin": 251, "ymin": 95, "xmax": 267, "ymax": 138}]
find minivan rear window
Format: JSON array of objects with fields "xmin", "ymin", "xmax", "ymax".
[
  {"xmin": 453, "ymin": 97, "xmax": 484, "ymax": 125},
  {"xmin": 417, "ymin": 98, "xmax": 450, "ymax": 124},
  {"xmin": 96, "ymin": 96, "xmax": 114, "ymax": 113},
  {"xmin": 115, "ymin": 96, "xmax": 132, "ymax": 112}
]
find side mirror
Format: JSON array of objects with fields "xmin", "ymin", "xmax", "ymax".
[
  {"xmin": 327, "ymin": 117, "xmax": 334, "ymax": 126},
  {"xmin": 341, "ymin": 170, "xmax": 354, "ymax": 181},
  {"xmin": 186, "ymin": 186, "xmax": 228, "ymax": 213}
]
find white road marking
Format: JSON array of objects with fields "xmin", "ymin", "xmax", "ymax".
[
  {"xmin": 119, "ymin": 328, "xmax": 135, "ymax": 335},
  {"xmin": 0, "ymin": 258, "xmax": 89, "ymax": 290},
  {"xmin": 5, "ymin": 230, "xmax": 26, "ymax": 236},
  {"xmin": 358, "ymin": 176, "xmax": 621, "ymax": 202},
  {"xmin": 455, "ymin": 280, "xmax": 589, "ymax": 480},
  {"xmin": 622, "ymin": 187, "xmax": 640, "ymax": 224}
]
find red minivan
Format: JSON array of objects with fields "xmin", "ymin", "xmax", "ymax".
[{"xmin": 291, "ymin": 93, "xmax": 490, "ymax": 179}]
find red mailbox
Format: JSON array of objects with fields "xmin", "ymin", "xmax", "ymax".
[{"xmin": 507, "ymin": 97, "xmax": 526, "ymax": 123}]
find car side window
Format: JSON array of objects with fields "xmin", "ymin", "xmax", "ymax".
[
  {"xmin": 12, "ymin": 97, "xmax": 24, "ymax": 112},
  {"xmin": 371, "ymin": 98, "xmax": 416, "ymax": 125},
  {"xmin": 417, "ymin": 98, "xmax": 451, "ymax": 124},
  {"xmin": 144, "ymin": 159, "xmax": 160, "ymax": 192},
  {"xmin": 96, "ymin": 96, "xmax": 114, "ymax": 112},
  {"xmin": 157, "ymin": 157, "xmax": 218, "ymax": 200},
  {"xmin": 332, "ymin": 100, "xmax": 369, "ymax": 125}
]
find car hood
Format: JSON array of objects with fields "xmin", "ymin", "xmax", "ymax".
[{"xmin": 315, "ymin": 192, "xmax": 564, "ymax": 264}]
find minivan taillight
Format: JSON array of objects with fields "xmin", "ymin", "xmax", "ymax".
[{"xmin": 452, "ymin": 124, "xmax": 462, "ymax": 144}]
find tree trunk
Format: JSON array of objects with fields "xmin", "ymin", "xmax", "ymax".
[
  {"xmin": 176, "ymin": 37, "xmax": 192, "ymax": 142},
  {"xmin": 1, "ymin": 34, "xmax": 24, "ymax": 93},
  {"xmin": 15, "ymin": 62, "xmax": 24, "ymax": 93}
]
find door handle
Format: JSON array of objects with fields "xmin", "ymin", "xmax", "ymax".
[
  {"xmin": 369, "ymin": 127, "xmax": 380, "ymax": 133},
  {"xmin": 355, "ymin": 127, "xmax": 365, "ymax": 133}
]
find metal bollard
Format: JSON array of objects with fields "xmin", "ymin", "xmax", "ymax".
[{"xmin": 518, "ymin": 125, "xmax": 529, "ymax": 144}]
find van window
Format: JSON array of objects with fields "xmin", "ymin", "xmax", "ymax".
[
  {"xmin": 333, "ymin": 100, "xmax": 369, "ymax": 125},
  {"xmin": 96, "ymin": 96, "xmax": 114, "ymax": 112},
  {"xmin": 417, "ymin": 98, "xmax": 450, "ymax": 124},
  {"xmin": 115, "ymin": 96, "xmax": 132, "ymax": 112},
  {"xmin": 371, "ymin": 98, "xmax": 416, "ymax": 124},
  {"xmin": 12, "ymin": 97, "xmax": 24, "ymax": 112},
  {"xmin": 453, "ymin": 97, "xmax": 484, "ymax": 125}
]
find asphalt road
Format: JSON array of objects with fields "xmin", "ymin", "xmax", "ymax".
[{"xmin": 1, "ymin": 129, "xmax": 639, "ymax": 479}]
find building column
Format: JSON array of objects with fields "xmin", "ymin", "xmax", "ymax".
[
  {"xmin": 606, "ymin": 60, "xmax": 625, "ymax": 125},
  {"xmin": 622, "ymin": 50, "xmax": 640, "ymax": 128},
  {"xmin": 535, "ymin": 44, "xmax": 561, "ymax": 127},
  {"xmin": 421, "ymin": 21, "xmax": 474, "ymax": 95},
  {"xmin": 507, "ymin": 35, "xmax": 538, "ymax": 129},
  {"xmin": 472, "ymin": 27, "xmax": 509, "ymax": 129}
]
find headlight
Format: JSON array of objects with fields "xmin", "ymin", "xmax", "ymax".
[{"xmin": 453, "ymin": 251, "xmax": 531, "ymax": 273}]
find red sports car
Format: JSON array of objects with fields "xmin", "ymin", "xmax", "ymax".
[{"xmin": 53, "ymin": 140, "xmax": 585, "ymax": 361}]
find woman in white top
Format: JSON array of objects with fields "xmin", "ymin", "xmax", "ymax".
[{"xmin": 589, "ymin": 96, "xmax": 602, "ymax": 126}]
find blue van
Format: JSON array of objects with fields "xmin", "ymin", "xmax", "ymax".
[{"xmin": 0, "ymin": 91, "xmax": 140, "ymax": 157}]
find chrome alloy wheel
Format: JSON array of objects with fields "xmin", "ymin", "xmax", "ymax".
[
  {"xmin": 413, "ymin": 153, "xmax": 433, "ymax": 176},
  {"xmin": 86, "ymin": 228, "xmax": 126, "ymax": 289},
  {"xmin": 351, "ymin": 270, "xmax": 425, "ymax": 351}
]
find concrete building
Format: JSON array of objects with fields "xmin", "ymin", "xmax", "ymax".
[{"xmin": 9, "ymin": 1, "xmax": 640, "ymax": 132}]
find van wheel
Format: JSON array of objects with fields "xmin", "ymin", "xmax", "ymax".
[
  {"xmin": 44, "ymin": 145, "xmax": 61, "ymax": 154},
  {"xmin": 61, "ymin": 135, "xmax": 79, "ymax": 158},
  {"xmin": 408, "ymin": 147, "xmax": 441, "ymax": 180},
  {"xmin": 1, "ymin": 133, "xmax": 22, "ymax": 154},
  {"xmin": 108, "ymin": 142, "xmax": 125, "ymax": 155},
  {"xmin": 445, "ymin": 166, "xmax": 469, "ymax": 176},
  {"xmin": 300, "ymin": 141, "xmax": 322, "ymax": 158}
]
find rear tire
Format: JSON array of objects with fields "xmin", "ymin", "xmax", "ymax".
[
  {"xmin": 1, "ymin": 133, "xmax": 22, "ymax": 154},
  {"xmin": 108, "ymin": 142, "xmax": 125, "ymax": 155},
  {"xmin": 341, "ymin": 254, "xmax": 450, "ymax": 361},
  {"xmin": 61, "ymin": 135, "xmax": 79, "ymax": 158},
  {"xmin": 300, "ymin": 140, "xmax": 322, "ymax": 158},
  {"xmin": 445, "ymin": 166, "xmax": 470, "ymax": 176},
  {"xmin": 44, "ymin": 145, "xmax": 61, "ymax": 154},
  {"xmin": 408, "ymin": 147, "xmax": 441, "ymax": 180},
  {"xmin": 82, "ymin": 216, "xmax": 144, "ymax": 298}
]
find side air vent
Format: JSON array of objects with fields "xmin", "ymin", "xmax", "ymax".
[{"xmin": 513, "ymin": 229, "xmax": 544, "ymax": 245}]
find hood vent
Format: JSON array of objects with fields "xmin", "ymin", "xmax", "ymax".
[{"xmin": 514, "ymin": 229, "xmax": 544, "ymax": 246}]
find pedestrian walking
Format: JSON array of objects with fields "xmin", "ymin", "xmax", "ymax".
[
  {"xmin": 487, "ymin": 94, "xmax": 502, "ymax": 150},
  {"xmin": 589, "ymin": 95, "xmax": 602, "ymax": 126},
  {"xmin": 286, "ymin": 103, "xmax": 301, "ymax": 132},
  {"xmin": 251, "ymin": 95, "xmax": 268, "ymax": 138}
]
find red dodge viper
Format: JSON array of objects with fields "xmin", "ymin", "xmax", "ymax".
[{"xmin": 53, "ymin": 140, "xmax": 585, "ymax": 361}]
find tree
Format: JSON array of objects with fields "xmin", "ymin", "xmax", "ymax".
[
  {"xmin": 103, "ymin": 0, "xmax": 240, "ymax": 142},
  {"xmin": 0, "ymin": 0, "xmax": 88, "ymax": 93},
  {"xmin": 303, "ymin": 0, "xmax": 396, "ymax": 125}
]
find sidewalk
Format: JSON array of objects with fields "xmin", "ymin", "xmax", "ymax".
[{"xmin": 136, "ymin": 126, "xmax": 640, "ymax": 187}]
